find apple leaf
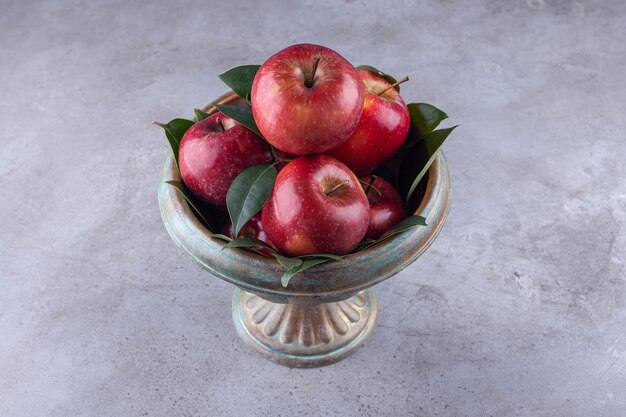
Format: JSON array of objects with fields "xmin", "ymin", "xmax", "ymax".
[
  {"xmin": 403, "ymin": 103, "xmax": 448, "ymax": 148},
  {"xmin": 165, "ymin": 180, "xmax": 214, "ymax": 232},
  {"xmin": 221, "ymin": 237, "xmax": 275, "ymax": 256},
  {"xmin": 351, "ymin": 239, "xmax": 378, "ymax": 253},
  {"xmin": 296, "ymin": 253, "xmax": 343, "ymax": 261},
  {"xmin": 377, "ymin": 215, "xmax": 427, "ymax": 241},
  {"xmin": 380, "ymin": 102, "xmax": 452, "ymax": 190},
  {"xmin": 376, "ymin": 149, "xmax": 407, "ymax": 190},
  {"xmin": 357, "ymin": 65, "xmax": 400, "ymax": 92},
  {"xmin": 218, "ymin": 65, "xmax": 261, "ymax": 101},
  {"xmin": 226, "ymin": 164, "xmax": 277, "ymax": 238},
  {"xmin": 350, "ymin": 215, "xmax": 427, "ymax": 252},
  {"xmin": 223, "ymin": 237, "xmax": 272, "ymax": 250},
  {"xmin": 281, "ymin": 257, "xmax": 334, "ymax": 288},
  {"xmin": 219, "ymin": 236, "xmax": 344, "ymax": 274},
  {"xmin": 154, "ymin": 118, "xmax": 195, "ymax": 166},
  {"xmin": 400, "ymin": 126, "xmax": 458, "ymax": 203},
  {"xmin": 194, "ymin": 108, "xmax": 210, "ymax": 122},
  {"xmin": 274, "ymin": 254, "xmax": 303, "ymax": 269},
  {"xmin": 210, "ymin": 234, "xmax": 233, "ymax": 242},
  {"xmin": 214, "ymin": 103, "xmax": 262, "ymax": 137}
]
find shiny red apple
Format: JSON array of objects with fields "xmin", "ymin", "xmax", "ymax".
[
  {"xmin": 360, "ymin": 175, "xmax": 407, "ymax": 240},
  {"xmin": 251, "ymin": 43, "xmax": 364, "ymax": 155},
  {"xmin": 179, "ymin": 112, "xmax": 273, "ymax": 209},
  {"xmin": 262, "ymin": 155, "xmax": 370, "ymax": 256},
  {"xmin": 326, "ymin": 69, "xmax": 411, "ymax": 175},
  {"xmin": 220, "ymin": 213, "xmax": 274, "ymax": 256}
]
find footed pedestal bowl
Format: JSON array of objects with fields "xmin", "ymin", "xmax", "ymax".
[{"xmin": 158, "ymin": 92, "xmax": 451, "ymax": 367}]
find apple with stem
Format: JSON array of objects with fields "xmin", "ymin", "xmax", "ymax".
[
  {"xmin": 179, "ymin": 112, "xmax": 273, "ymax": 209},
  {"xmin": 326, "ymin": 69, "xmax": 411, "ymax": 175},
  {"xmin": 262, "ymin": 155, "xmax": 370, "ymax": 256},
  {"xmin": 360, "ymin": 175, "xmax": 407, "ymax": 240},
  {"xmin": 251, "ymin": 43, "xmax": 364, "ymax": 155}
]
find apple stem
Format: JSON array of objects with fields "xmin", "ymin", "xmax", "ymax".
[
  {"xmin": 304, "ymin": 56, "xmax": 321, "ymax": 88},
  {"xmin": 216, "ymin": 117, "xmax": 225, "ymax": 131},
  {"xmin": 364, "ymin": 175, "xmax": 377, "ymax": 196},
  {"xmin": 360, "ymin": 176, "xmax": 382, "ymax": 198},
  {"xmin": 325, "ymin": 180, "xmax": 350, "ymax": 197},
  {"xmin": 270, "ymin": 146, "xmax": 294, "ymax": 164},
  {"xmin": 270, "ymin": 146, "xmax": 280, "ymax": 161},
  {"xmin": 377, "ymin": 76, "xmax": 409, "ymax": 96}
]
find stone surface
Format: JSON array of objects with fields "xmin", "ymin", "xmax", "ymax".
[{"xmin": 1, "ymin": 0, "xmax": 625, "ymax": 416}]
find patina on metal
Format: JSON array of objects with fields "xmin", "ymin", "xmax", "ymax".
[{"xmin": 158, "ymin": 91, "xmax": 452, "ymax": 367}]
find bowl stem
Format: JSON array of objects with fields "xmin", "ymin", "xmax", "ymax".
[{"xmin": 232, "ymin": 288, "xmax": 378, "ymax": 367}]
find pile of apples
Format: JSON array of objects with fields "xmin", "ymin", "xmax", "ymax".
[{"xmin": 161, "ymin": 43, "xmax": 449, "ymax": 265}]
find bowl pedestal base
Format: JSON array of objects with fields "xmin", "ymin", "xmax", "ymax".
[{"xmin": 232, "ymin": 288, "xmax": 378, "ymax": 367}]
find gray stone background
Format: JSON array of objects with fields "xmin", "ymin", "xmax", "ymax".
[{"xmin": 1, "ymin": 0, "xmax": 625, "ymax": 416}]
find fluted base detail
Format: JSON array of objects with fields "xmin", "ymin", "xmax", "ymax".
[{"xmin": 232, "ymin": 289, "xmax": 378, "ymax": 367}]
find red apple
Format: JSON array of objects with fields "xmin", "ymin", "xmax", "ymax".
[
  {"xmin": 179, "ymin": 112, "xmax": 273, "ymax": 209},
  {"xmin": 326, "ymin": 69, "xmax": 411, "ymax": 175},
  {"xmin": 360, "ymin": 175, "xmax": 407, "ymax": 240},
  {"xmin": 220, "ymin": 213, "xmax": 274, "ymax": 256},
  {"xmin": 251, "ymin": 43, "xmax": 364, "ymax": 155},
  {"xmin": 262, "ymin": 155, "xmax": 370, "ymax": 256}
]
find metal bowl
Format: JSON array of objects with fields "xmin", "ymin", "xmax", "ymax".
[{"xmin": 158, "ymin": 92, "xmax": 451, "ymax": 367}]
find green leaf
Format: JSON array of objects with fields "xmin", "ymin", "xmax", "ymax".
[
  {"xmin": 351, "ymin": 216, "xmax": 428, "ymax": 252},
  {"xmin": 378, "ymin": 149, "xmax": 407, "ymax": 190},
  {"xmin": 214, "ymin": 103, "xmax": 262, "ymax": 137},
  {"xmin": 210, "ymin": 234, "xmax": 233, "ymax": 242},
  {"xmin": 194, "ymin": 109, "xmax": 210, "ymax": 122},
  {"xmin": 296, "ymin": 253, "xmax": 344, "ymax": 261},
  {"xmin": 378, "ymin": 215, "xmax": 427, "ymax": 241},
  {"xmin": 226, "ymin": 164, "xmax": 277, "ymax": 237},
  {"xmin": 357, "ymin": 65, "xmax": 400, "ymax": 92},
  {"xmin": 404, "ymin": 103, "xmax": 448, "ymax": 148},
  {"xmin": 222, "ymin": 237, "xmax": 275, "ymax": 256},
  {"xmin": 274, "ymin": 254, "xmax": 303, "ymax": 269},
  {"xmin": 154, "ymin": 119, "xmax": 195, "ymax": 165},
  {"xmin": 351, "ymin": 239, "xmax": 378, "ymax": 253},
  {"xmin": 401, "ymin": 126, "xmax": 458, "ymax": 203},
  {"xmin": 218, "ymin": 65, "xmax": 261, "ymax": 100},
  {"xmin": 223, "ymin": 237, "xmax": 274, "ymax": 251},
  {"xmin": 281, "ymin": 257, "xmax": 334, "ymax": 288},
  {"xmin": 165, "ymin": 180, "xmax": 213, "ymax": 232},
  {"xmin": 380, "ymin": 103, "xmax": 450, "ymax": 190}
]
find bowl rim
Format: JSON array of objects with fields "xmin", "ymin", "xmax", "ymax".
[{"xmin": 158, "ymin": 91, "xmax": 451, "ymax": 298}]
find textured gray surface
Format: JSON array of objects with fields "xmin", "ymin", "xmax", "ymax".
[{"xmin": 1, "ymin": 0, "xmax": 625, "ymax": 416}]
